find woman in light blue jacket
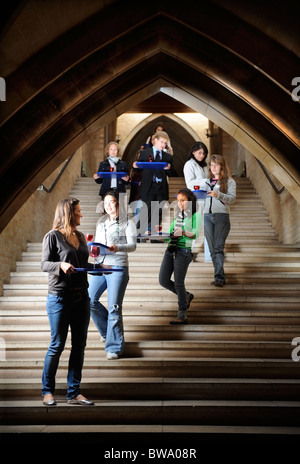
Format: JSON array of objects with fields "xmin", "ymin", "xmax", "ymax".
[{"xmin": 199, "ymin": 155, "xmax": 236, "ymax": 287}]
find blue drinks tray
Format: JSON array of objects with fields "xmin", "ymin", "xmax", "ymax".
[
  {"xmin": 97, "ymin": 171, "xmax": 128, "ymax": 178},
  {"xmin": 136, "ymin": 162, "xmax": 167, "ymax": 169},
  {"xmin": 75, "ymin": 266, "xmax": 124, "ymax": 274},
  {"xmin": 193, "ymin": 189, "xmax": 208, "ymax": 199},
  {"xmin": 137, "ymin": 233, "xmax": 170, "ymax": 240}
]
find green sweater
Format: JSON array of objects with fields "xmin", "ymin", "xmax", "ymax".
[{"xmin": 166, "ymin": 212, "xmax": 202, "ymax": 249}]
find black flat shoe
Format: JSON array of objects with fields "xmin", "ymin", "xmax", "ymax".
[
  {"xmin": 215, "ymin": 280, "xmax": 224, "ymax": 287},
  {"xmin": 186, "ymin": 293, "xmax": 194, "ymax": 308},
  {"xmin": 169, "ymin": 318, "xmax": 188, "ymax": 325}
]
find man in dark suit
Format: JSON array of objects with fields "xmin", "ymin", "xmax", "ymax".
[{"xmin": 133, "ymin": 131, "xmax": 173, "ymax": 234}]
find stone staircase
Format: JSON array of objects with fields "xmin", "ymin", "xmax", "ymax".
[{"xmin": 1, "ymin": 176, "xmax": 300, "ymax": 442}]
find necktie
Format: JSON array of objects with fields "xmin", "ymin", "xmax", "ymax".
[{"xmin": 153, "ymin": 150, "xmax": 162, "ymax": 180}]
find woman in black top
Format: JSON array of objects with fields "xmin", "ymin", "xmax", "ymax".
[{"xmin": 41, "ymin": 198, "xmax": 94, "ymax": 406}]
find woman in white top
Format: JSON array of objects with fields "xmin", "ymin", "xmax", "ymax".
[
  {"xmin": 183, "ymin": 141, "xmax": 208, "ymax": 190},
  {"xmin": 88, "ymin": 190, "xmax": 137, "ymax": 359},
  {"xmin": 183, "ymin": 142, "xmax": 209, "ymax": 259}
]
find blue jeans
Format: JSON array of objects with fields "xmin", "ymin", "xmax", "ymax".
[
  {"xmin": 88, "ymin": 267, "xmax": 129, "ymax": 354},
  {"xmin": 204, "ymin": 213, "xmax": 231, "ymax": 283},
  {"xmin": 42, "ymin": 291, "xmax": 90, "ymax": 400},
  {"xmin": 159, "ymin": 248, "xmax": 193, "ymax": 320}
]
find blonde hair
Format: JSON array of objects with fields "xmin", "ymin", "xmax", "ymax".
[
  {"xmin": 105, "ymin": 141, "xmax": 121, "ymax": 157},
  {"xmin": 154, "ymin": 130, "xmax": 170, "ymax": 141}
]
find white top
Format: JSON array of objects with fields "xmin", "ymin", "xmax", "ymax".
[
  {"xmin": 94, "ymin": 215, "xmax": 137, "ymax": 266},
  {"xmin": 183, "ymin": 158, "xmax": 207, "ymax": 190}
]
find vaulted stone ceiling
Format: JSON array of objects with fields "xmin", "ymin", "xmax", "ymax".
[{"xmin": 0, "ymin": 0, "xmax": 299, "ymax": 231}]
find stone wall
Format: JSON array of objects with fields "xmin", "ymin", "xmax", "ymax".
[
  {"xmin": 245, "ymin": 151, "xmax": 300, "ymax": 245},
  {"xmin": 221, "ymin": 130, "xmax": 300, "ymax": 245},
  {"xmin": 0, "ymin": 150, "xmax": 83, "ymax": 295}
]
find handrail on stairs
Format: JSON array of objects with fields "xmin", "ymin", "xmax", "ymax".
[
  {"xmin": 37, "ymin": 153, "xmax": 75, "ymax": 193},
  {"xmin": 256, "ymin": 159, "xmax": 286, "ymax": 195}
]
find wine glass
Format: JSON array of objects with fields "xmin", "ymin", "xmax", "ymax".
[
  {"xmin": 90, "ymin": 245, "xmax": 100, "ymax": 268},
  {"xmin": 155, "ymin": 224, "xmax": 162, "ymax": 235},
  {"xmin": 85, "ymin": 233, "xmax": 94, "ymax": 243}
]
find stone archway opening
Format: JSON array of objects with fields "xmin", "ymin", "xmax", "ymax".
[{"xmin": 122, "ymin": 115, "xmax": 198, "ymax": 176}]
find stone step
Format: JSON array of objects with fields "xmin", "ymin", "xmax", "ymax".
[
  {"xmin": 3, "ymin": 278, "xmax": 300, "ymax": 289},
  {"xmin": 1, "ymin": 323, "xmax": 298, "ymax": 342},
  {"xmin": 1, "ymin": 289, "xmax": 300, "ymax": 301},
  {"xmin": 1, "ymin": 377, "xmax": 300, "ymax": 400},
  {"xmin": 1, "ymin": 357, "xmax": 299, "ymax": 380},
  {"xmin": 19, "ymin": 252, "xmax": 299, "ymax": 263},
  {"xmin": 1, "ymin": 399, "xmax": 300, "ymax": 427},
  {"xmin": 0, "ymin": 342, "xmax": 295, "ymax": 362},
  {"xmin": 14, "ymin": 261, "xmax": 300, "ymax": 273},
  {"xmin": 1, "ymin": 425, "xmax": 300, "ymax": 445},
  {"xmin": 8, "ymin": 270, "xmax": 300, "ymax": 282},
  {"xmin": 1, "ymin": 299, "xmax": 300, "ymax": 316}
]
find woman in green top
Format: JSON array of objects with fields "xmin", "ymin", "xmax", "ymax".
[{"xmin": 159, "ymin": 188, "xmax": 201, "ymax": 324}]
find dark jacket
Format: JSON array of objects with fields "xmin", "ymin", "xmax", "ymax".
[
  {"xmin": 95, "ymin": 158, "xmax": 128, "ymax": 197},
  {"xmin": 138, "ymin": 148, "xmax": 173, "ymax": 200}
]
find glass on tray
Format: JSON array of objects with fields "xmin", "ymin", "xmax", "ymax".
[
  {"xmin": 90, "ymin": 245, "xmax": 100, "ymax": 268},
  {"xmin": 85, "ymin": 234, "xmax": 94, "ymax": 243}
]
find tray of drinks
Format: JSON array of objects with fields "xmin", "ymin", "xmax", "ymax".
[
  {"xmin": 192, "ymin": 189, "xmax": 208, "ymax": 199},
  {"xmin": 137, "ymin": 233, "xmax": 170, "ymax": 240},
  {"xmin": 97, "ymin": 171, "xmax": 128, "ymax": 178},
  {"xmin": 136, "ymin": 162, "xmax": 168, "ymax": 169},
  {"xmin": 75, "ymin": 266, "xmax": 124, "ymax": 274}
]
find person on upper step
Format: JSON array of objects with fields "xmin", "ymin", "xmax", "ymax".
[
  {"xmin": 198, "ymin": 155, "xmax": 236, "ymax": 287},
  {"xmin": 133, "ymin": 130, "xmax": 173, "ymax": 235},
  {"xmin": 93, "ymin": 142, "xmax": 129, "ymax": 214}
]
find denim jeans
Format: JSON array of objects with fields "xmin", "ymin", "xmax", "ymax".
[
  {"xmin": 88, "ymin": 267, "xmax": 129, "ymax": 355},
  {"xmin": 204, "ymin": 213, "xmax": 231, "ymax": 283},
  {"xmin": 42, "ymin": 291, "xmax": 90, "ymax": 400},
  {"xmin": 159, "ymin": 248, "xmax": 193, "ymax": 320}
]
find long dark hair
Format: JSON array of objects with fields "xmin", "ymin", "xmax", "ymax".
[
  {"xmin": 176, "ymin": 188, "xmax": 198, "ymax": 217},
  {"xmin": 189, "ymin": 141, "xmax": 208, "ymax": 168},
  {"xmin": 53, "ymin": 198, "xmax": 84, "ymax": 243}
]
